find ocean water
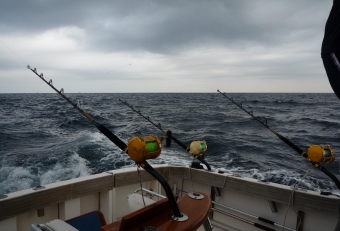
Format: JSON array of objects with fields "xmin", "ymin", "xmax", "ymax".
[{"xmin": 1, "ymin": 93, "xmax": 340, "ymax": 195}]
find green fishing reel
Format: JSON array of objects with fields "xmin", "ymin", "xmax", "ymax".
[
  {"xmin": 189, "ymin": 141, "xmax": 207, "ymax": 156},
  {"xmin": 127, "ymin": 136, "xmax": 163, "ymax": 163},
  {"xmin": 307, "ymin": 145, "xmax": 335, "ymax": 165}
]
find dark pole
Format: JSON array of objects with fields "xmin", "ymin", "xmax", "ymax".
[
  {"xmin": 217, "ymin": 89, "xmax": 340, "ymax": 190},
  {"xmin": 119, "ymin": 98, "xmax": 212, "ymax": 170},
  {"xmin": 27, "ymin": 65, "xmax": 182, "ymax": 218},
  {"xmin": 143, "ymin": 162, "xmax": 182, "ymax": 217}
]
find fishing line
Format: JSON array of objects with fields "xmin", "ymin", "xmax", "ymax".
[
  {"xmin": 0, "ymin": 38, "xmax": 218, "ymax": 93},
  {"xmin": 217, "ymin": 89, "xmax": 340, "ymax": 191},
  {"xmin": 137, "ymin": 165, "xmax": 146, "ymax": 207},
  {"xmin": 0, "ymin": 40, "xmax": 28, "ymax": 65},
  {"xmin": 105, "ymin": 63, "xmax": 132, "ymax": 74},
  {"xmin": 119, "ymin": 98, "xmax": 212, "ymax": 170},
  {"xmin": 189, "ymin": 166, "xmax": 196, "ymax": 193},
  {"xmin": 27, "ymin": 65, "xmax": 128, "ymax": 151},
  {"xmin": 103, "ymin": 1, "xmax": 273, "ymax": 93},
  {"xmin": 27, "ymin": 65, "xmax": 183, "ymax": 218},
  {"xmin": 282, "ymin": 166, "xmax": 312, "ymax": 231},
  {"xmin": 105, "ymin": 56, "xmax": 145, "ymax": 75}
]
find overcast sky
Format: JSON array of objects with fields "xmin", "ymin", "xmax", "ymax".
[{"xmin": 0, "ymin": 0, "xmax": 335, "ymax": 93}]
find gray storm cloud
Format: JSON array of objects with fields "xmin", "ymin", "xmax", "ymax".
[{"xmin": 0, "ymin": 0, "xmax": 334, "ymax": 93}]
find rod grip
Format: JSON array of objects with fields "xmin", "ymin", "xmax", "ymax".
[
  {"xmin": 258, "ymin": 217, "xmax": 275, "ymax": 225},
  {"xmin": 196, "ymin": 155, "xmax": 212, "ymax": 171},
  {"xmin": 143, "ymin": 163, "xmax": 182, "ymax": 217},
  {"xmin": 95, "ymin": 122, "xmax": 128, "ymax": 152},
  {"xmin": 319, "ymin": 166, "xmax": 340, "ymax": 191},
  {"xmin": 172, "ymin": 136, "xmax": 189, "ymax": 151},
  {"xmin": 276, "ymin": 134, "xmax": 304, "ymax": 155},
  {"xmin": 254, "ymin": 223, "xmax": 276, "ymax": 231}
]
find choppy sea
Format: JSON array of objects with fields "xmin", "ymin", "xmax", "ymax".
[{"xmin": 1, "ymin": 93, "xmax": 340, "ymax": 196}]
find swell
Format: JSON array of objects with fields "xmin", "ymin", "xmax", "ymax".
[{"xmin": 0, "ymin": 93, "xmax": 339, "ymax": 195}]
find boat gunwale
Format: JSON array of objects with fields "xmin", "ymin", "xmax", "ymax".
[{"xmin": 0, "ymin": 164, "xmax": 338, "ymax": 221}]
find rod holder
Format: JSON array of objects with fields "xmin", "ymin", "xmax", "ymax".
[
  {"xmin": 268, "ymin": 200, "xmax": 278, "ymax": 213},
  {"xmin": 213, "ymin": 187, "xmax": 222, "ymax": 197},
  {"xmin": 143, "ymin": 163, "xmax": 183, "ymax": 218},
  {"xmin": 37, "ymin": 208, "xmax": 44, "ymax": 217}
]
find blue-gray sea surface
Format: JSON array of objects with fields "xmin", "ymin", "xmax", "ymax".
[{"xmin": 1, "ymin": 93, "xmax": 340, "ymax": 195}]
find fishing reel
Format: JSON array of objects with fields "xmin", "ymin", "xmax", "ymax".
[
  {"xmin": 127, "ymin": 135, "xmax": 163, "ymax": 163},
  {"xmin": 307, "ymin": 145, "xmax": 335, "ymax": 165},
  {"xmin": 189, "ymin": 141, "xmax": 208, "ymax": 157}
]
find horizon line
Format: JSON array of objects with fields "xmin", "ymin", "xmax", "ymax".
[{"xmin": 0, "ymin": 92, "xmax": 335, "ymax": 94}]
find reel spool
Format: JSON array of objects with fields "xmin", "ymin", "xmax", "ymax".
[
  {"xmin": 307, "ymin": 145, "xmax": 335, "ymax": 165},
  {"xmin": 128, "ymin": 136, "xmax": 162, "ymax": 163},
  {"xmin": 189, "ymin": 141, "xmax": 207, "ymax": 156}
]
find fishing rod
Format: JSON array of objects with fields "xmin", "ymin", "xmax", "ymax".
[
  {"xmin": 119, "ymin": 98, "xmax": 211, "ymax": 170},
  {"xmin": 26, "ymin": 65, "xmax": 184, "ymax": 218},
  {"xmin": 217, "ymin": 89, "xmax": 340, "ymax": 190}
]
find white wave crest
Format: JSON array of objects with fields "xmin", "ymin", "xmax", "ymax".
[
  {"xmin": 0, "ymin": 167, "xmax": 36, "ymax": 194},
  {"xmin": 40, "ymin": 152, "xmax": 92, "ymax": 185}
]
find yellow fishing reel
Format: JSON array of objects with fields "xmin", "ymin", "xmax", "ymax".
[
  {"xmin": 127, "ymin": 135, "xmax": 162, "ymax": 163},
  {"xmin": 307, "ymin": 145, "xmax": 335, "ymax": 165},
  {"xmin": 189, "ymin": 141, "xmax": 207, "ymax": 156}
]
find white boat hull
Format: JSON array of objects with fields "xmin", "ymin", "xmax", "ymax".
[{"xmin": 0, "ymin": 164, "xmax": 338, "ymax": 231}]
